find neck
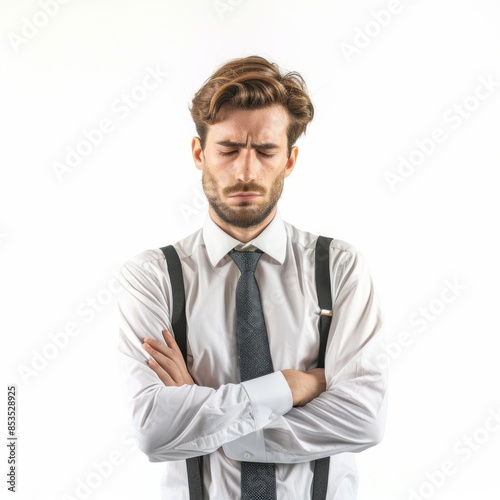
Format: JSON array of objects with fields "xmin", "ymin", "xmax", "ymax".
[{"xmin": 209, "ymin": 207, "xmax": 277, "ymax": 243}]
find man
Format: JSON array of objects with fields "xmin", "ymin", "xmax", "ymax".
[{"xmin": 117, "ymin": 55, "xmax": 387, "ymax": 499}]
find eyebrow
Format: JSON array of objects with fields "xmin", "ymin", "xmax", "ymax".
[{"xmin": 216, "ymin": 140, "xmax": 280, "ymax": 150}]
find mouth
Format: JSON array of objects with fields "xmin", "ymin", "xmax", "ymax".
[{"xmin": 228, "ymin": 192, "xmax": 262, "ymax": 201}]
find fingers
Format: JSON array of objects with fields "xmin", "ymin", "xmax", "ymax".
[
  {"xmin": 144, "ymin": 335, "xmax": 176, "ymax": 359},
  {"xmin": 162, "ymin": 329, "xmax": 183, "ymax": 357},
  {"xmin": 142, "ymin": 331, "xmax": 195, "ymax": 386},
  {"xmin": 143, "ymin": 339, "xmax": 183, "ymax": 385},
  {"xmin": 147, "ymin": 357, "xmax": 176, "ymax": 386},
  {"xmin": 143, "ymin": 334, "xmax": 181, "ymax": 367},
  {"xmin": 144, "ymin": 330, "xmax": 182, "ymax": 360}
]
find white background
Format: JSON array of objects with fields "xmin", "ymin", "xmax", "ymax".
[{"xmin": 1, "ymin": 1, "xmax": 500, "ymax": 499}]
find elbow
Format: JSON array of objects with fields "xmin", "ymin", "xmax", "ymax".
[
  {"xmin": 132, "ymin": 416, "xmax": 180, "ymax": 462},
  {"xmin": 128, "ymin": 391, "xmax": 175, "ymax": 462},
  {"xmin": 359, "ymin": 392, "xmax": 388, "ymax": 450},
  {"xmin": 134, "ymin": 430, "xmax": 166, "ymax": 462},
  {"xmin": 128, "ymin": 385, "xmax": 201, "ymax": 462},
  {"xmin": 365, "ymin": 414, "xmax": 386, "ymax": 448},
  {"xmin": 344, "ymin": 411, "xmax": 385, "ymax": 454}
]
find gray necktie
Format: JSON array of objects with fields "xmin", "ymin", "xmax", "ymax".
[{"xmin": 230, "ymin": 249, "xmax": 276, "ymax": 500}]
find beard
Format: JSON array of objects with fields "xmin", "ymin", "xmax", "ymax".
[{"xmin": 202, "ymin": 169, "xmax": 285, "ymax": 229}]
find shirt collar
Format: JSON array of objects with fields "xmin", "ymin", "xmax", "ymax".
[{"xmin": 202, "ymin": 211, "xmax": 287, "ymax": 267}]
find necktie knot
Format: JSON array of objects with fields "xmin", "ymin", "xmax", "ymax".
[{"xmin": 229, "ymin": 249, "xmax": 262, "ymax": 273}]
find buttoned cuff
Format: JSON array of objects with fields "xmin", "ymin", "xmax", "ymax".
[
  {"xmin": 241, "ymin": 371, "xmax": 293, "ymax": 428},
  {"xmin": 223, "ymin": 429, "xmax": 267, "ymax": 462},
  {"xmin": 223, "ymin": 372, "xmax": 292, "ymax": 462}
]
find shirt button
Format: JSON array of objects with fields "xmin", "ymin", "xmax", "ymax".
[
  {"xmin": 244, "ymin": 452, "xmax": 252, "ymax": 459},
  {"xmin": 269, "ymin": 413, "xmax": 276, "ymax": 421}
]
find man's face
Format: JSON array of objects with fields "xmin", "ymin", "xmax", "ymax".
[{"xmin": 192, "ymin": 104, "xmax": 298, "ymax": 231}]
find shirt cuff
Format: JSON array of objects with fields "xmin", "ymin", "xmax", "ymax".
[
  {"xmin": 223, "ymin": 429, "xmax": 267, "ymax": 462},
  {"xmin": 241, "ymin": 371, "xmax": 293, "ymax": 428},
  {"xmin": 222, "ymin": 371, "xmax": 293, "ymax": 462}
]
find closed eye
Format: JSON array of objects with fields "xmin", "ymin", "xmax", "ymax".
[{"xmin": 219, "ymin": 150, "xmax": 276, "ymax": 158}]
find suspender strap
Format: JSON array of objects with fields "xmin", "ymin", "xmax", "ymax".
[
  {"xmin": 160, "ymin": 245, "xmax": 204, "ymax": 500},
  {"xmin": 314, "ymin": 236, "xmax": 333, "ymax": 368},
  {"xmin": 186, "ymin": 457, "xmax": 204, "ymax": 500},
  {"xmin": 312, "ymin": 236, "xmax": 333, "ymax": 500},
  {"xmin": 161, "ymin": 245, "xmax": 188, "ymax": 363},
  {"xmin": 312, "ymin": 458, "xmax": 330, "ymax": 500}
]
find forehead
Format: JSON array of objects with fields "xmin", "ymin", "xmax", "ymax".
[{"xmin": 207, "ymin": 105, "xmax": 289, "ymax": 144}]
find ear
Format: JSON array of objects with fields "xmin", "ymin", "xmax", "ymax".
[
  {"xmin": 283, "ymin": 146, "xmax": 299, "ymax": 178},
  {"xmin": 192, "ymin": 137, "xmax": 205, "ymax": 171}
]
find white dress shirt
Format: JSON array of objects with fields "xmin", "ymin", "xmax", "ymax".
[{"xmin": 117, "ymin": 212, "xmax": 387, "ymax": 500}]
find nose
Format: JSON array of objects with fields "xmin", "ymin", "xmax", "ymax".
[{"xmin": 234, "ymin": 149, "xmax": 258, "ymax": 183}]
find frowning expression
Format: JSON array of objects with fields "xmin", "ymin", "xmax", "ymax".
[{"xmin": 192, "ymin": 104, "xmax": 298, "ymax": 229}]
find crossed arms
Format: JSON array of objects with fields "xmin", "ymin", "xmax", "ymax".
[
  {"xmin": 143, "ymin": 330, "xmax": 326, "ymax": 407},
  {"xmin": 117, "ymin": 246, "xmax": 387, "ymax": 464}
]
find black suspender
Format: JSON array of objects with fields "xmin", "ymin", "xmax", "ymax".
[
  {"xmin": 314, "ymin": 236, "xmax": 333, "ymax": 370},
  {"xmin": 160, "ymin": 235, "xmax": 334, "ymax": 500},
  {"xmin": 311, "ymin": 236, "xmax": 333, "ymax": 500},
  {"xmin": 161, "ymin": 246, "xmax": 188, "ymax": 361},
  {"xmin": 160, "ymin": 245, "xmax": 204, "ymax": 500}
]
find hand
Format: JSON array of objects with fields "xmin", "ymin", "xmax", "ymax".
[
  {"xmin": 281, "ymin": 368, "xmax": 326, "ymax": 407},
  {"xmin": 143, "ymin": 330, "xmax": 195, "ymax": 386}
]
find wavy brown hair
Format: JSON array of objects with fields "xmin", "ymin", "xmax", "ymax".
[{"xmin": 190, "ymin": 56, "xmax": 314, "ymax": 156}]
